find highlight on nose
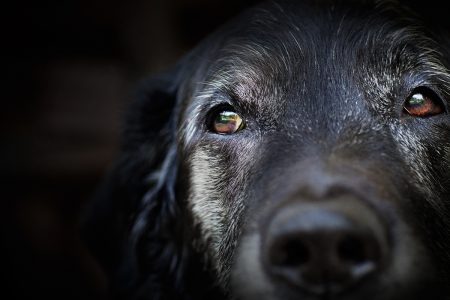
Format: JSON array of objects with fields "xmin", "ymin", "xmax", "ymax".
[{"xmin": 263, "ymin": 204, "xmax": 389, "ymax": 295}]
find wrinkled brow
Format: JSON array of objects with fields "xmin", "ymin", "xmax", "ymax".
[{"xmin": 198, "ymin": 38, "xmax": 302, "ymax": 106}]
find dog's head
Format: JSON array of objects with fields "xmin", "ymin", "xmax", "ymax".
[{"xmin": 84, "ymin": 1, "xmax": 450, "ymax": 299}]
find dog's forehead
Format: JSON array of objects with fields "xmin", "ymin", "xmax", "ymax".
[
  {"xmin": 177, "ymin": 0, "xmax": 450, "ymax": 150},
  {"xmin": 189, "ymin": 0, "xmax": 446, "ymax": 114}
]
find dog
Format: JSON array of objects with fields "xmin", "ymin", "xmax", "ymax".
[{"xmin": 83, "ymin": 0, "xmax": 450, "ymax": 299}]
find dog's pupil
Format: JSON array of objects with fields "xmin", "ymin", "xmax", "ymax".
[
  {"xmin": 403, "ymin": 92, "xmax": 441, "ymax": 117},
  {"xmin": 409, "ymin": 94, "xmax": 426, "ymax": 107},
  {"xmin": 214, "ymin": 111, "xmax": 243, "ymax": 134}
]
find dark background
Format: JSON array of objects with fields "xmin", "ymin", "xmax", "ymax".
[
  {"xmin": 2, "ymin": 0, "xmax": 258, "ymax": 298},
  {"xmin": 2, "ymin": 0, "xmax": 448, "ymax": 299}
]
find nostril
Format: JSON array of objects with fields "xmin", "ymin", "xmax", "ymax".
[
  {"xmin": 271, "ymin": 238, "xmax": 310, "ymax": 267},
  {"xmin": 264, "ymin": 205, "xmax": 388, "ymax": 296},
  {"xmin": 337, "ymin": 234, "xmax": 380, "ymax": 278},
  {"xmin": 337, "ymin": 235, "xmax": 367, "ymax": 264}
]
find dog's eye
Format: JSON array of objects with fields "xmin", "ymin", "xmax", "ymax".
[
  {"xmin": 403, "ymin": 88, "xmax": 445, "ymax": 118},
  {"xmin": 211, "ymin": 110, "xmax": 244, "ymax": 134}
]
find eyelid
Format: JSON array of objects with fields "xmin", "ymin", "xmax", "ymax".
[{"xmin": 202, "ymin": 93, "xmax": 250, "ymax": 135}]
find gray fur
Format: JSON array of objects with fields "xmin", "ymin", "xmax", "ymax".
[
  {"xmin": 177, "ymin": 1, "xmax": 450, "ymax": 298},
  {"xmin": 84, "ymin": 1, "xmax": 450, "ymax": 299}
]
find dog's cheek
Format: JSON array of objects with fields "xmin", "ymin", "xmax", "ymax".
[
  {"xmin": 389, "ymin": 124, "xmax": 437, "ymax": 201},
  {"xmin": 445, "ymin": 141, "xmax": 450, "ymax": 178},
  {"xmin": 231, "ymin": 233, "xmax": 276, "ymax": 300},
  {"xmin": 390, "ymin": 123, "xmax": 450, "ymax": 211},
  {"xmin": 187, "ymin": 139, "xmax": 260, "ymax": 282}
]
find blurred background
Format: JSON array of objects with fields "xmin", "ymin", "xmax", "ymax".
[
  {"xmin": 2, "ymin": 0, "xmax": 258, "ymax": 298},
  {"xmin": 2, "ymin": 0, "xmax": 448, "ymax": 299}
]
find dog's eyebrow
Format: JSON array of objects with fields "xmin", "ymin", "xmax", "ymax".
[
  {"xmin": 359, "ymin": 27, "xmax": 450, "ymax": 103},
  {"xmin": 200, "ymin": 39, "xmax": 301, "ymax": 102},
  {"xmin": 182, "ymin": 3, "xmax": 450, "ymax": 138},
  {"xmin": 197, "ymin": 34, "xmax": 310, "ymax": 114}
]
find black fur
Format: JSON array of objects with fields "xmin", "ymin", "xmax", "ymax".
[{"xmin": 83, "ymin": 1, "xmax": 450, "ymax": 299}]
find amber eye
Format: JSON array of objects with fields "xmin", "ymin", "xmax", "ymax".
[
  {"xmin": 403, "ymin": 88, "xmax": 445, "ymax": 118},
  {"xmin": 211, "ymin": 110, "xmax": 244, "ymax": 134}
]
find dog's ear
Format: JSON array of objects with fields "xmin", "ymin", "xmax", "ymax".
[{"xmin": 82, "ymin": 64, "xmax": 187, "ymax": 299}]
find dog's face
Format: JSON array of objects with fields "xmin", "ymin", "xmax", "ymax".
[
  {"xmin": 174, "ymin": 1, "xmax": 450, "ymax": 299},
  {"xmin": 84, "ymin": 1, "xmax": 450, "ymax": 300}
]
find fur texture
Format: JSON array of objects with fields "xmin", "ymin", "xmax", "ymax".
[{"xmin": 83, "ymin": 1, "xmax": 450, "ymax": 299}]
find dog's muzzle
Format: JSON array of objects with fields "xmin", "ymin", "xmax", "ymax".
[{"xmin": 262, "ymin": 193, "xmax": 390, "ymax": 296}]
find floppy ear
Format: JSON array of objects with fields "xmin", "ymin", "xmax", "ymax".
[{"xmin": 82, "ymin": 65, "xmax": 188, "ymax": 299}]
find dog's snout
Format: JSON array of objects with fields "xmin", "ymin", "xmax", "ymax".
[{"xmin": 263, "ymin": 200, "xmax": 389, "ymax": 296}]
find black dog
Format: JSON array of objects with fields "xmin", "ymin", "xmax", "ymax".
[{"xmin": 83, "ymin": 1, "xmax": 450, "ymax": 299}]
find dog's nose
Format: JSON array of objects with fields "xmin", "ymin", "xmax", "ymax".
[{"xmin": 264, "ymin": 203, "xmax": 388, "ymax": 295}]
